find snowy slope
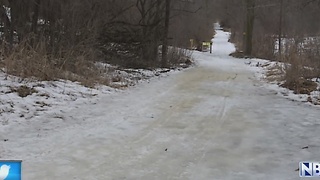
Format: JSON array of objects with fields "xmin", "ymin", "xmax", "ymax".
[
  {"xmin": 0, "ymin": 65, "xmax": 179, "ymax": 135},
  {"xmin": 0, "ymin": 27, "xmax": 319, "ymax": 180},
  {"xmin": 241, "ymin": 58, "xmax": 320, "ymax": 106}
]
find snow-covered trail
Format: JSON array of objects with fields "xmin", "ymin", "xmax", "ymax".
[{"xmin": 3, "ymin": 29, "xmax": 320, "ymax": 180}]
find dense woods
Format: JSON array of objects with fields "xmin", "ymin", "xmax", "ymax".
[
  {"xmin": 0, "ymin": 0, "xmax": 319, "ymax": 87},
  {"xmin": 215, "ymin": 0, "xmax": 320, "ymax": 59},
  {"xmin": 0, "ymin": 0, "xmax": 214, "ymax": 84},
  {"xmin": 213, "ymin": 0, "xmax": 320, "ymax": 94}
]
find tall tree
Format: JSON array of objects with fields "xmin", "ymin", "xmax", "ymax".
[
  {"xmin": 245, "ymin": 0, "xmax": 255, "ymax": 56},
  {"xmin": 278, "ymin": 0, "xmax": 283, "ymax": 60},
  {"xmin": 31, "ymin": 0, "xmax": 40, "ymax": 34},
  {"xmin": 161, "ymin": 0, "xmax": 171, "ymax": 67}
]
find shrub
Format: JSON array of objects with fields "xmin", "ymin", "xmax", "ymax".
[
  {"xmin": 0, "ymin": 36, "xmax": 106, "ymax": 88},
  {"xmin": 281, "ymin": 38, "xmax": 320, "ymax": 94}
]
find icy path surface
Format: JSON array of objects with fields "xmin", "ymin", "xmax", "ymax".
[{"xmin": 3, "ymin": 30, "xmax": 320, "ymax": 180}]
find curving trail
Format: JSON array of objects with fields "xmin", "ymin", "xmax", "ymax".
[{"xmin": 3, "ymin": 28, "xmax": 320, "ymax": 180}]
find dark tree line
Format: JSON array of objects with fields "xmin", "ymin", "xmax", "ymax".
[
  {"xmin": 0, "ymin": 0, "xmax": 214, "ymax": 74},
  {"xmin": 213, "ymin": 0, "xmax": 320, "ymax": 59},
  {"xmin": 211, "ymin": 0, "xmax": 320, "ymax": 94}
]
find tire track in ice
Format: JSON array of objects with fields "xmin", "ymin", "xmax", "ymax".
[{"xmin": 196, "ymin": 73, "xmax": 237, "ymax": 165}]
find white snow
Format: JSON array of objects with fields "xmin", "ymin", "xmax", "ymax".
[
  {"xmin": 240, "ymin": 57, "xmax": 320, "ymax": 106},
  {"xmin": 0, "ymin": 64, "xmax": 179, "ymax": 131},
  {"xmin": 0, "ymin": 74, "xmax": 114, "ymax": 127},
  {"xmin": 0, "ymin": 27, "xmax": 319, "ymax": 180}
]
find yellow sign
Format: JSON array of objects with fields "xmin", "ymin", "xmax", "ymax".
[{"xmin": 202, "ymin": 42, "xmax": 211, "ymax": 46}]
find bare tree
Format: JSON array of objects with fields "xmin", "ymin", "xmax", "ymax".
[
  {"xmin": 161, "ymin": 0, "xmax": 171, "ymax": 67},
  {"xmin": 245, "ymin": 0, "xmax": 255, "ymax": 56},
  {"xmin": 278, "ymin": 0, "xmax": 283, "ymax": 60}
]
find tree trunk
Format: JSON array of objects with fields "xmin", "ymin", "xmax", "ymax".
[
  {"xmin": 0, "ymin": 5, "xmax": 13, "ymax": 48},
  {"xmin": 152, "ymin": 0, "xmax": 162, "ymax": 63},
  {"xmin": 278, "ymin": 0, "xmax": 283, "ymax": 60},
  {"xmin": 31, "ymin": 0, "xmax": 40, "ymax": 34},
  {"xmin": 161, "ymin": 0, "xmax": 170, "ymax": 68},
  {"xmin": 245, "ymin": 0, "xmax": 255, "ymax": 56}
]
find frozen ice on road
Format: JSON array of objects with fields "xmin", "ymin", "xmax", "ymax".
[{"xmin": 2, "ymin": 29, "xmax": 320, "ymax": 180}]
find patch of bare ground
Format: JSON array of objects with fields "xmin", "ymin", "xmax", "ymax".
[
  {"xmin": 9, "ymin": 85, "xmax": 38, "ymax": 98},
  {"xmin": 281, "ymin": 78, "xmax": 318, "ymax": 95}
]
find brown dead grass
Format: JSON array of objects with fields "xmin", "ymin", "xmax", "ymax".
[
  {"xmin": 280, "ymin": 42, "xmax": 319, "ymax": 95},
  {"xmin": 9, "ymin": 85, "xmax": 38, "ymax": 97},
  {"xmin": 281, "ymin": 78, "xmax": 318, "ymax": 95},
  {"xmin": 265, "ymin": 64, "xmax": 285, "ymax": 82},
  {"xmin": 167, "ymin": 47, "xmax": 194, "ymax": 68},
  {"xmin": 0, "ymin": 38, "xmax": 110, "ymax": 88}
]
